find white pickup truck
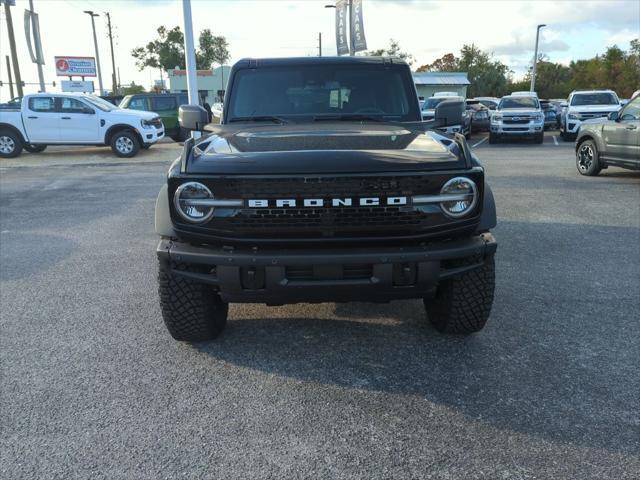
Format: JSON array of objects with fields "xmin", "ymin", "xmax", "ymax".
[{"xmin": 0, "ymin": 93, "xmax": 165, "ymax": 158}]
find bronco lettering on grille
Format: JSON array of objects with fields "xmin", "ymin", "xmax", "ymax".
[{"xmin": 247, "ymin": 197, "xmax": 408, "ymax": 208}]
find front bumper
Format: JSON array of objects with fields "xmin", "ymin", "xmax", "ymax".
[
  {"xmin": 141, "ymin": 127, "xmax": 165, "ymax": 144},
  {"xmin": 157, "ymin": 233, "xmax": 497, "ymax": 304},
  {"xmin": 490, "ymin": 122, "xmax": 543, "ymax": 135}
]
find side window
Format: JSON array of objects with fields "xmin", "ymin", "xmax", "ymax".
[
  {"xmin": 128, "ymin": 97, "xmax": 148, "ymax": 110},
  {"xmin": 620, "ymin": 98, "xmax": 640, "ymax": 121},
  {"xmin": 151, "ymin": 96, "xmax": 177, "ymax": 111},
  {"xmin": 28, "ymin": 97, "xmax": 55, "ymax": 112},
  {"xmin": 59, "ymin": 98, "xmax": 93, "ymax": 114}
]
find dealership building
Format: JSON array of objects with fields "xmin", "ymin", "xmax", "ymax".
[
  {"xmin": 167, "ymin": 66, "xmax": 231, "ymax": 104},
  {"xmin": 412, "ymin": 72, "xmax": 470, "ymax": 99}
]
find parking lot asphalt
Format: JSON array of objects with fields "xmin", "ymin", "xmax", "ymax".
[{"xmin": 1, "ymin": 132, "xmax": 639, "ymax": 479}]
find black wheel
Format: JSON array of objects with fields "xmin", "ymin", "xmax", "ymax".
[
  {"xmin": 158, "ymin": 262, "xmax": 228, "ymax": 342},
  {"xmin": 560, "ymin": 124, "xmax": 574, "ymax": 142},
  {"xmin": 0, "ymin": 130, "xmax": 23, "ymax": 158},
  {"xmin": 489, "ymin": 133, "xmax": 498, "ymax": 144},
  {"xmin": 24, "ymin": 144, "xmax": 47, "ymax": 153},
  {"xmin": 110, "ymin": 130, "xmax": 140, "ymax": 158},
  {"xmin": 424, "ymin": 255, "xmax": 495, "ymax": 334},
  {"xmin": 576, "ymin": 139, "xmax": 602, "ymax": 176},
  {"xmin": 535, "ymin": 133, "xmax": 544, "ymax": 144}
]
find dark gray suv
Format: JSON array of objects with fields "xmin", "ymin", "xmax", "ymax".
[{"xmin": 575, "ymin": 95, "xmax": 640, "ymax": 176}]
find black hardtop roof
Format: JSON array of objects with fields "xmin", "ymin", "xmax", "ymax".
[{"xmin": 233, "ymin": 56, "xmax": 409, "ymax": 67}]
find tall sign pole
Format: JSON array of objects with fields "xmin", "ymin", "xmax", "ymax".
[
  {"xmin": 5, "ymin": 55, "xmax": 15, "ymax": 99},
  {"xmin": 181, "ymin": 0, "xmax": 198, "ymax": 106},
  {"xmin": 531, "ymin": 24, "xmax": 546, "ymax": 93},
  {"xmin": 2, "ymin": 0, "xmax": 24, "ymax": 97},
  {"xmin": 84, "ymin": 11, "xmax": 104, "ymax": 95}
]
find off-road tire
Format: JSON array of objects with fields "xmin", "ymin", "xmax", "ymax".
[
  {"xmin": 24, "ymin": 144, "xmax": 47, "ymax": 153},
  {"xmin": 110, "ymin": 130, "xmax": 140, "ymax": 158},
  {"xmin": 534, "ymin": 133, "xmax": 544, "ymax": 144},
  {"xmin": 489, "ymin": 133, "xmax": 498, "ymax": 144},
  {"xmin": 424, "ymin": 255, "xmax": 495, "ymax": 334},
  {"xmin": 0, "ymin": 129, "xmax": 23, "ymax": 158},
  {"xmin": 576, "ymin": 139, "xmax": 602, "ymax": 176},
  {"xmin": 158, "ymin": 262, "xmax": 228, "ymax": 342}
]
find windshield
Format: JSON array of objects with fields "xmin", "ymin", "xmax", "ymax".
[
  {"xmin": 228, "ymin": 64, "xmax": 419, "ymax": 122},
  {"xmin": 82, "ymin": 95, "xmax": 116, "ymax": 111},
  {"xmin": 570, "ymin": 93, "xmax": 618, "ymax": 106},
  {"xmin": 499, "ymin": 97, "xmax": 540, "ymax": 109}
]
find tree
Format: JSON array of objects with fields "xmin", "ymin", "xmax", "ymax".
[
  {"xmin": 132, "ymin": 26, "xmax": 230, "ymax": 72},
  {"xmin": 416, "ymin": 53, "xmax": 458, "ymax": 72},
  {"xmin": 365, "ymin": 39, "xmax": 414, "ymax": 65},
  {"xmin": 122, "ymin": 82, "xmax": 145, "ymax": 95}
]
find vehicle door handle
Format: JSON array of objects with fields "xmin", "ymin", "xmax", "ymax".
[
  {"xmin": 27, "ymin": 116, "xmax": 38, "ymax": 119},
  {"xmin": 61, "ymin": 116, "xmax": 71, "ymax": 120},
  {"xmin": 625, "ymin": 124, "xmax": 637, "ymax": 130}
]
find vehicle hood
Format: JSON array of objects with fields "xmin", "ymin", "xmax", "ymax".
[
  {"xmin": 109, "ymin": 108, "xmax": 158, "ymax": 121},
  {"xmin": 568, "ymin": 104, "xmax": 620, "ymax": 112},
  {"xmin": 187, "ymin": 123, "xmax": 468, "ymax": 175}
]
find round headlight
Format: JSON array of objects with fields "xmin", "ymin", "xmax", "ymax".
[
  {"xmin": 439, "ymin": 177, "xmax": 477, "ymax": 218},
  {"xmin": 174, "ymin": 182, "xmax": 214, "ymax": 223}
]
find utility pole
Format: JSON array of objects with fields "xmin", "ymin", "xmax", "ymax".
[
  {"xmin": 531, "ymin": 24, "xmax": 546, "ymax": 93},
  {"xmin": 3, "ymin": 0, "xmax": 23, "ymax": 97},
  {"xmin": 105, "ymin": 12, "xmax": 117, "ymax": 95},
  {"xmin": 318, "ymin": 32, "xmax": 322, "ymax": 56},
  {"xmin": 27, "ymin": 0, "xmax": 45, "ymax": 92},
  {"xmin": 84, "ymin": 11, "xmax": 104, "ymax": 95},
  {"xmin": 5, "ymin": 55, "xmax": 15, "ymax": 99}
]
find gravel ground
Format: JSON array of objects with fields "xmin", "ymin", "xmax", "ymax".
[{"xmin": 1, "ymin": 135, "xmax": 639, "ymax": 479}]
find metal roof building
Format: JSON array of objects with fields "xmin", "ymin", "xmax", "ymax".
[{"xmin": 412, "ymin": 72, "xmax": 470, "ymax": 99}]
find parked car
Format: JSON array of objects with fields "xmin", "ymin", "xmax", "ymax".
[
  {"xmin": 539, "ymin": 99, "xmax": 559, "ymax": 130},
  {"xmin": 422, "ymin": 95, "xmax": 472, "ymax": 138},
  {"xmin": 575, "ymin": 94, "xmax": 640, "ymax": 175},
  {"xmin": 466, "ymin": 99, "xmax": 490, "ymax": 132},
  {"xmin": 490, "ymin": 94, "xmax": 544, "ymax": 144},
  {"xmin": 120, "ymin": 93, "xmax": 188, "ymax": 142},
  {"xmin": 155, "ymin": 56, "xmax": 497, "ymax": 341},
  {"xmin": 0, "ymin": 93, "xmax": 164, "ymax": 158},
  {"xmin": 559, "ymin": 89, "xmax": 621, "ymax": 141},
  {"xmin": 474, "ymin": 97, "xmax": 500, "ymax": 112}
]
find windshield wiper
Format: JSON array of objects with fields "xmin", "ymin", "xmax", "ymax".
[
  {"xmin": 312, "ymin": 114, "xmax": 387, "ymax": 123},
  {"xmin": 228, "ymin": 115, "xmax": 288, "ymax": 124}
]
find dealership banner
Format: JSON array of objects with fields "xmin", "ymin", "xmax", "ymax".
[
  {"xmin": 350, "ymin": 0, "xmax": 367, "ymax": 52},
  {"xmin": 54, "ymin": 56, "xmax": 97, "ymax": 77},
  {"xmin": 335, "ymin": 0, "xmax": 349, "ymax": 56},
  {"xmin": 61, "ymin": 80, "xmax": 95, "ymax": 93}
]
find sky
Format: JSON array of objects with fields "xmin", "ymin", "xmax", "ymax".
[{"xmin": 1, "ymin": 0, "xmax": 639, "ymax": 100}]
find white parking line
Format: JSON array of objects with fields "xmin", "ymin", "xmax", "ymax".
[
  {"xmin": 553, "ymin": 135, "xmax": 559, "ymax": 146},
  {"xmin": 472, "ymin": 136, "xmax": 488, "ymax": 148}
]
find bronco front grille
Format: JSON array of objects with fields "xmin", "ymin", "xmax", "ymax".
[{"xmin": 170, "ymin": 172, "xmax": 483, "ymax": 239}]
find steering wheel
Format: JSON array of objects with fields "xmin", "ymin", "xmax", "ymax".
[{"xmin": 353, "ymin": 107, "xmax": 385, "ymax": 114}]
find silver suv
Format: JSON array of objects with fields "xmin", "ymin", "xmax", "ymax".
[{"xmin": 489, "ymin": 94, "xmax": 544, "ymax": 144}]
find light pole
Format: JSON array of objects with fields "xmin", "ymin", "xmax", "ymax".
[
  {"xmin": 84, "ymin": 10, "xmax": 104, "ymax": 95},
  {"xmin": 530, "ymin": 23, "xmax": 546, "ymax": 93}
]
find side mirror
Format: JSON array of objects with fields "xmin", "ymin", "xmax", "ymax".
[
  {"xmin": 608, "ymin": 111, "xmax": 619, "ymax": 121},
  {"xmin": 434, "ymin": 99, "xmax": 464, "ymax": 127},
  {"xmin": 179, "ymin": 105, "xmax": 209, "ymax": 131}
]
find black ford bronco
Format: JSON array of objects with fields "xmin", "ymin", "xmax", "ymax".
[{"xmin": 155, "ymin": 57, "xmax": 497, "ymax": 342}]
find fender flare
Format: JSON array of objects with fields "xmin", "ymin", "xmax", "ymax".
[
  {"xmin": 155, "ymin": 184, "xmax": 177, "ymax": 237},
  {"xmin": 477, "ymin": 182, "xmax": 497, "ymax": 232},
  {"xmin": 104, "ymin": 124, "xmax": 143, "ymax": 146},
  {"xmin": 0, "ymin": 123, "xmax": 26, "ymax": 144}
]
